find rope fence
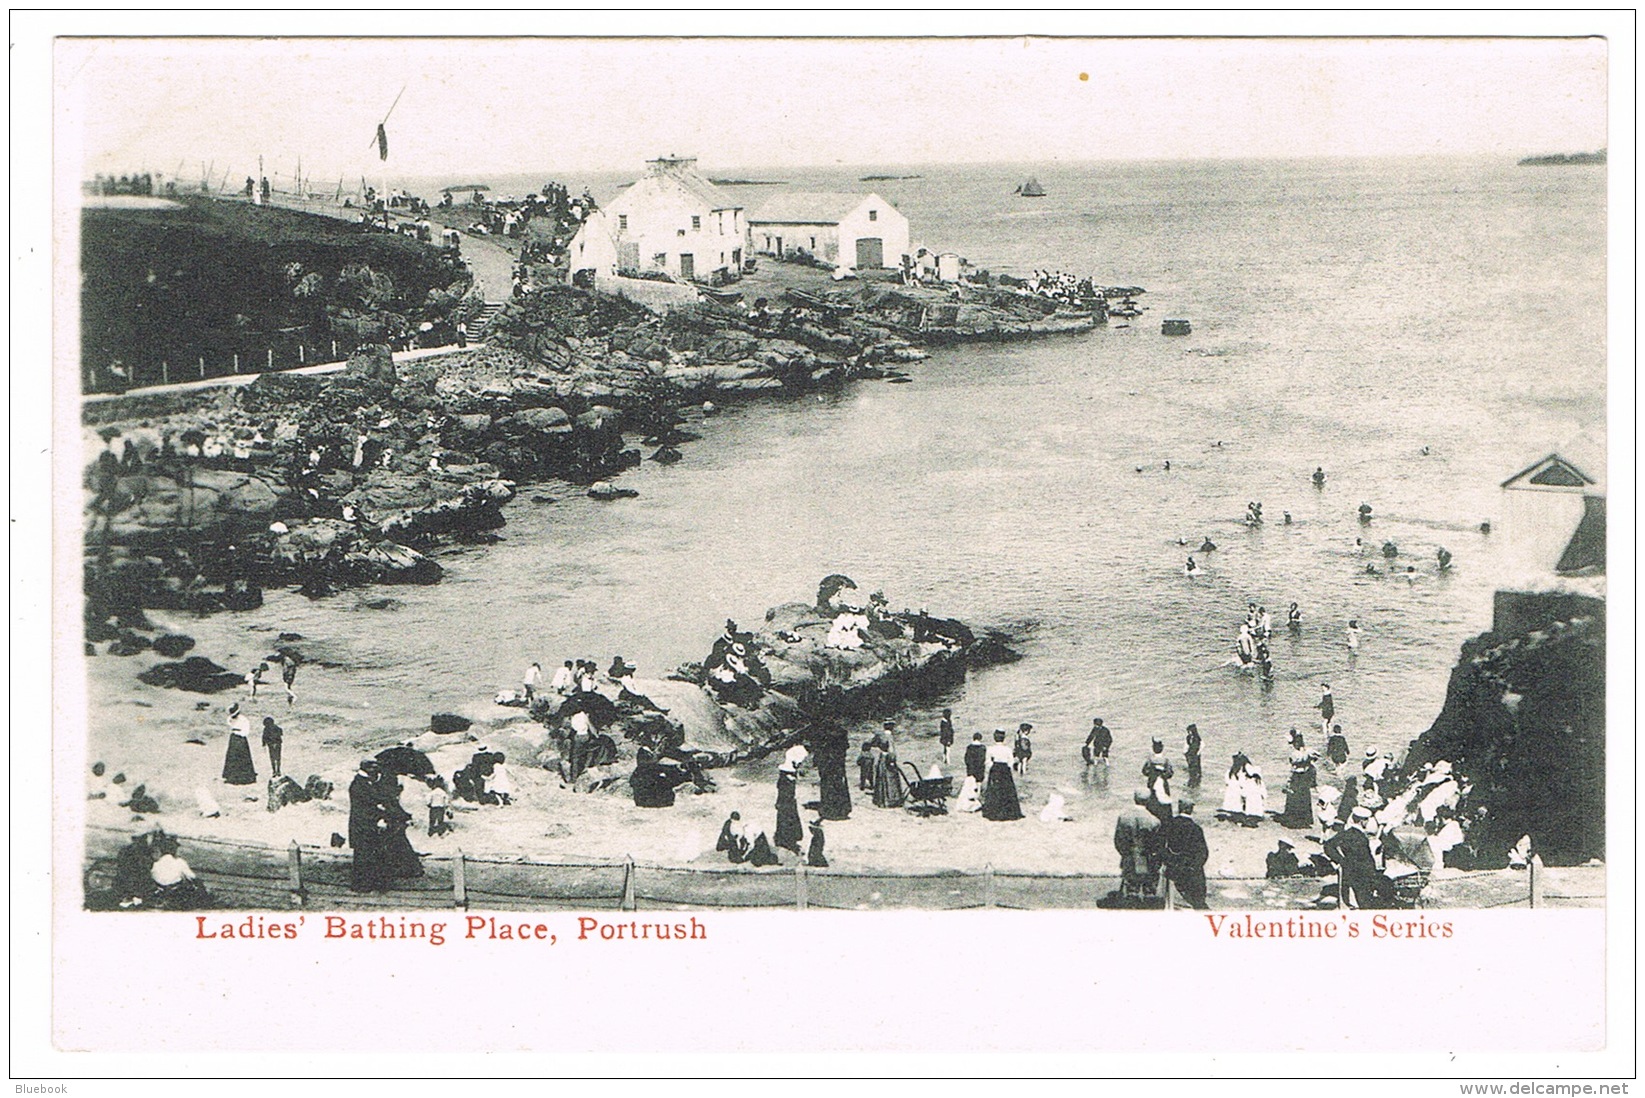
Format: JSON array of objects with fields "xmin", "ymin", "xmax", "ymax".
[{"xmin": 81, "ymin": 825, "xmax": 1604, "ymax": 913}]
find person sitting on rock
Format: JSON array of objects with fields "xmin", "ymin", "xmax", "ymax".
[
  {"xmin": 825, "ymin": 610, "xmax": 871, "ymax": 650},
  {"xmin": 706, "ymin": 636, "xmax": 769, "ymax": 708}
]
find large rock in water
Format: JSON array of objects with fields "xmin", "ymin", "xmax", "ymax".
[
  {"xmin": 343, "ymin": 541, "xmax": 442, "ymax": 585},
  {"xmin": 524, "ymin": 586, "xmax": 1007, "ymax": 775},
  {"xmin": 375, "ymin": 479, "xmax": 516, "ymax": 540}
]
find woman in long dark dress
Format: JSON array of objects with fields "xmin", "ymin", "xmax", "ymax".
[
  {"xmin": 811, "ymin": 726, "xmax": 853, "ymax": 820},
  {"xmin": 871, "ymin": 731, "xmax": 908, "ymax": 809},
  {"xmin": 375, "ymin": 772, "xmax": 424, "ymax": 879},
  {"xmin": 1279, "ymin": 748, "xmax": 1317, "ymax": 828},
  {"xmin": 774, "ymin": 764, "xmax": 804, "ymax": 853},
  {"xmin": 348, "ymin": 761, "xmax": 389, "ymax": 892},
  {"xmin": 221, "ymin": 703, "xmax": 257, "ymax": 785},
  {"xmin": 980, "ymin": 730, "xmax": 1024, "ymax": 820}
]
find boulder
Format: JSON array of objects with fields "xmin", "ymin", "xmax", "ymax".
[
  {"xmin": 375, "ymin": 480, "xmax": 514, "ymax": 540},
  {"xmin": 150, "ymin": 633, "xmax": 196, "ymax": 659},
  {"xmin": 343, "ymin": 345, "xmax": 397, "ymax": 384},
  {"xmin": 137, "ymin": 655, "xmax": 244, "ymax": 693},
  {"xmin": 99, "ymin": 469, "xmax": 282, "ymax": 546},
  {"xmin": 343, "ymin": 541, "xmax": 442, "ymax": 585},
  {"xmin": 508, "ymin": 380, "xmax": 565, "ymax": 409},
  {"xmin": 430, "ymin": 713, "xmax": 473, "ymax": 734},
  {"xmin": 449, "ymin": 413, "xmax": 493, "ymax": 440}
]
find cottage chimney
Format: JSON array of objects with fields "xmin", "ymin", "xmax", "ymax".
[{"xmin": 647, "ymin": 155, "xmax": 699, "ymax": 177}]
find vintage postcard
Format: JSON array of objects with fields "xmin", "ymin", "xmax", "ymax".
[{"xmin": 15, "ymin": 11, "xmax": 1634, "ymax": 1082}]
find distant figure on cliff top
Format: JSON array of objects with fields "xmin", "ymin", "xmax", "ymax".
[
  {"xmin": 1313, "ymin": 466, "xmax": 1327, "ymax": 488},
  {"xmin": 1184, "ymin": 556, "xmax": 1200, "ymax": 576},
  {"xmin": 1346, "ymin": 620, "xmax": 1361, "ymax": 652},
  {"xmin": 1199, "ymin": 537, "xmax": 1217, "ymax": 553},
  {"xmin": 1437, "ymin": 546, "xmax": 1453, "ymax": 571},
  {"xmin": 522, "ymin": 661, "xmax": 542, "ymax": 704},
  {"xmin": 1358, "ymin": 502, "xmax": 1374, "ymax": 523},
  {"xmin": 1288, "ymin": 603, "xmax": 1303, "ymax": 631},
  {"xmin": 551, "ymin": 660, "xmax": 575, "ymax": 695}
]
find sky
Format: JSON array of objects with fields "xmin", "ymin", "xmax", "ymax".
[{"xmin": 58, "ymin": 35, "xmax": 1609, "ymax": 182}]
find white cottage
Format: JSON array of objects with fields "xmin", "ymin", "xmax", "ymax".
[
  {"xmin": 567, "ymin": 157, "xmax": 745, "ymax": 284},
  {"xmin": 747, "ymin": 192, "xmax": 910, "ymax": 270},
  {"xmin": 1499, "ymin": 453, "xmax": 1605, "ymax": 581}
]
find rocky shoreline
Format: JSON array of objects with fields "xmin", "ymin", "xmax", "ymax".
[{"xmin": 80, "ymin": 273, "xmax": 1106, "ymax": 650}]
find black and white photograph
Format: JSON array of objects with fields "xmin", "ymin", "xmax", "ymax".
[{"xmin": 16, "ymin": 13, "xmax": 1633, "ymax": 1076}]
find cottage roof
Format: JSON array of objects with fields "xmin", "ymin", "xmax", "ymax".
[
  {"xmin": 1556, "ymin": 496, "xmax": 1606, "ymax": 575},
  {"xmin": 749, "ymin": 191, "xmax": 887, "ymax": 225},
  {"xmin": 611, "ymin": 165, "xmax": 741, "ymax": 213},
  {"xmin": 667, "ymin": 169, "xmax": 741, "ymax": 212},
  {"xmin": 1501, "ymin": 453, "xmax": 1598, "ymax": 491}
]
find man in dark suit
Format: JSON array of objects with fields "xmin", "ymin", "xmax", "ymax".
[
  {"xmin": 1325, "ymin": 807, "xmax": 1387, "ymax": 908},
  {"xmin": 1162, "ymin": 799, "xmax": 1211, "ymax": 909}
]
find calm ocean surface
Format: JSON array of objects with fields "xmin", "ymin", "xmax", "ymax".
[{"xmin": 216, "ymin": 157, "xmax": 1607, "ymax": 798}]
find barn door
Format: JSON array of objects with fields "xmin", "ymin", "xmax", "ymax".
[
  {"xmin": 679, "ymin": 253, "xmax": 695, "ymax": 280},
  {"xmin": 856, "ymin": 237, "xmax": 884, "ymax": 269}
]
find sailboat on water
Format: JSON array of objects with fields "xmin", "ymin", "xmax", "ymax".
[{"xmin": 1015, "ymin": 176, "xmax": 1047, "ymax": 198}]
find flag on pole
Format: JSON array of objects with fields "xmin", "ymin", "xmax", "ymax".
[{"xmin": 376, "ymin": 123, "xmax": 389, "ymax": 162}]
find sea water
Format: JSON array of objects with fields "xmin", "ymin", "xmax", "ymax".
[{"xmin": 205, "ymin": 157, "xmax": 1607, "ymax": 805}]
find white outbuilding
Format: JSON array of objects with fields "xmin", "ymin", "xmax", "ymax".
[
  {"xmin": 747, "ymin": 192, "xmax": 910, "ymax": 271},
  {"xmin": 1499, "ymin": 452, "xmax": 1604, "ymax": 581}
]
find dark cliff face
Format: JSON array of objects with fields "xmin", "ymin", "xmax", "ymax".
[
  {"xmin": 1405, "ymin": 611, "xmax": 1604, "ymax": 865},
  {"xmin": 81, "ymin": 197, "xmax": 469, "ymax": 389}
]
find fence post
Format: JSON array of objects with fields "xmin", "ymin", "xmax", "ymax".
[
  {"xmin": 982, "ymin": 864, "xmax": 996, "ymax": 909},
  {"xmin": 233, "ymin": 353, "xmax": 240, "ymax": 374},
  {"xmin": 331, "ymin": 340, "xmax": 338, "ymax": 358},
  {"xmin": 161, "ymin": 361, "xmax": 169, "ymax": 385},
  {"xmin": 267, "ymin": 348, "xmax": 274, "ymax": 371},
  {"xmin": 795, "ymin": 864, "xmax": 808, "ymax": 911},
  {"xmin": 298, "ymin": 344, "xmax": 305, "ymax": 364},
  {"xmin": 453, "ymin": 848, "xmax": 467, "ymax": 909},
  {"xmin": 1529, "ymin": 854, "xmax": 1543, "ymax": 909},
  {"xmin": 198, "ymin": 356, "xmax": 205, "ymax": 378},
  {"xmin": 286, "ymin": 840, "xmax": 304, "ymax": 908},
  {"xmin": 621, "ymin": 855, "xmax": 636, "ymax": 911}
]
